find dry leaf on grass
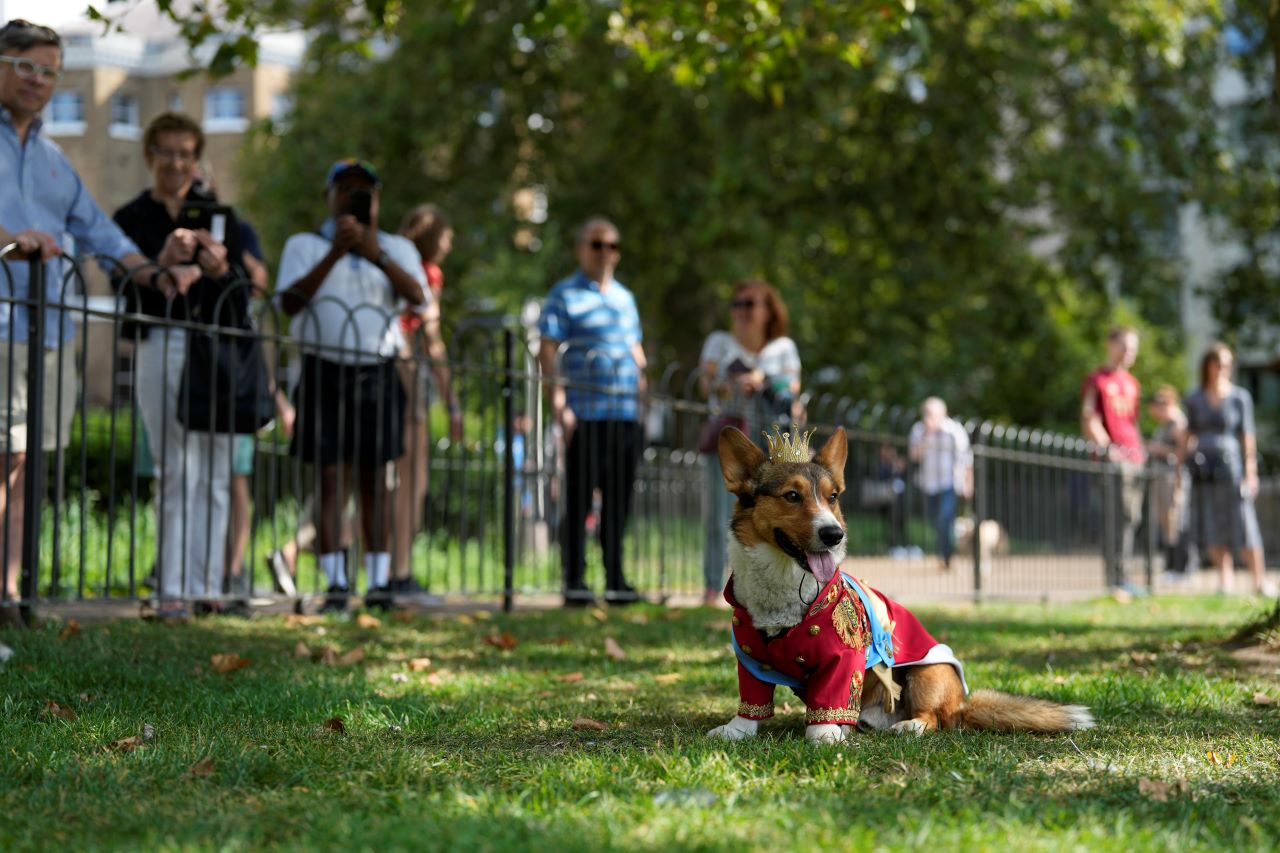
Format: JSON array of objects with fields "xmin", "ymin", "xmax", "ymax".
[
  {"xmin": 1253, "ymin": 692, "xmax": 1275, "ymax": 706},
  {"xmin": 391, "ymin": 611, "xmax": 416, "ymax": 624},
  {"xmin": 590, "ymin": 608, "xmax": 608, "ymax": 623},
  {"xmin": 107, "ymin": 735, "xmax": 144, "ymax": 752},
  {"xmin": 293, "ymin": 642, "xmax": 312, "ymax": 659},
  {"xmin": 58, "ymin": 619, "xmax": 80, "ymax": 640},
  {"xmin": 318, "ymin": 645, "xmax": 338, "ymax": 666},
  {"xmin": 356, "ymin": 613, "xmax": 382, "ymax": 630},
  {"xmin": 188, "ymin": 757, "xmax": 216, "ymax": 777},
  {"xmin": 472, "ymin": 611, "xmax": 492, "ymax": 621},
  {"xmin": 554, "ymin": 672, "xmax": 585, "ymax": 684},
  {"xmin": 321, "ymin": 716, "xmax": 346, "ymax": 734},
  {"xmin": 604, "ymin": 638, "xmax": 627, "ymax": 661},
  {"xmin": 283, "ymin": 614, "xmax": 323, "ymax": 626},
  {"xmin": 210, "ymin": 653, "xmax": 251, "ymax": 674},
  {"xmin": 662, "ymin": 610, "xmax": 684, "ymax": 621},
  {"xmin": 542, "ymin": 637, "xmax": 570, "ymax": 647},
  {"xmin": 1206, "ymin": 750, "xmax": 1236, "ymax": 766},
  {"xmin": 625, "ymin": 613, "xmax": 650, "ymax": 625},
  {"xmin": 44, "ymin": 701, "xmax": 75, "ymax": 721},
  {"xmin": 1053, "ymin": 675, "xmax": 1067, "ymax": 685},
  {"xmin": 483, "ymin": 632, "xmax": 519, "ymax": 651},
  {"xmin": 337, "ymin": 647, "xmax": 365, "ymax": 666},
  {"xmin": 425, "ymin": 670, "xmax": 452, "ymax": 686},
  {"xmin": 654, "ymin": 673, "xmax": 682, "ymax": 685},
  {"xmin": 408, "ymin": 657, "xmax": 432, "ymax": 672},
  {"xmin": 456, "ymin": 614, "xmax": 475, "ymax": 626},
  {"xmin": 572, "ymin": 717, "xmax": 608, "ymax": 731},
  {"xmin": 1138, "ymin": 777, "xmax": 1189, "ymax": 801}
]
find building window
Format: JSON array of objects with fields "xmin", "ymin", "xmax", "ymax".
[
  {"xmin": 108, "ymin": 93, "xmax": 141, "ymax": 140},
  {"xmin": 271, "ymin": 92, "xmax": 293, "ymax": 124},
  {"xmin": 203, "ymin": 87, "xmax": 248, "ymax": 133},
  {"xmin": 169, "ymin": 92, "xmax": 183, "ymax": 112},
  {"xmin": 43, "ymin": 90, "xmax": 85, "ymax": 136}
]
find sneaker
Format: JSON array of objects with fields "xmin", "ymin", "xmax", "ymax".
[
  {"xmin": 388, "ymin": 577, "xmax": 443, "ymax": 608},
  {"xmin": 604, "ymin": 584, "xmax": 643, "ymax": 605},
  {"xmin": 193, "ymin": 599, "xmax": 253, "ymax": 619},
  {"xmin": 364, "ymin": 585, "xmax": 394, "ymax": 612},
  {"xmin": 320, "ymin": 585, "xmax": 350, "ymax": 614},
  {"xmin": 563, "ymin": 587, "xmax": 598, "ymax": 608},
  {"xmin": 267, "ymin": 550, "xmax": 297, "ymax": 598}
]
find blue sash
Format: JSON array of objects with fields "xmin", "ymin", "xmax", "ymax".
[{"xmin": 731, "ymin": 572, "xmax": 895, "ymax": 691}]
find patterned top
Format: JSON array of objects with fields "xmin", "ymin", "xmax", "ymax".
[
  {"xmin": 538, "ymin": 271, "xmax": 643, "ymax": 422},
  {"xmin": 725, "ymin": 574, "xmax": 942, "ymax": 726},
  {"xmin": 0, "ymin": 107, "xmax": 139, "ymax": 347},
  {"xmin": 1184, "ymin": 385, "xmax": 1256, "ymax": 477}
]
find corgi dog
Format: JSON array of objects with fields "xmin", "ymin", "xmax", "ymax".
[{"xmin": 707, "ymin": 426, "xmax": 1094, "ymax": 745}]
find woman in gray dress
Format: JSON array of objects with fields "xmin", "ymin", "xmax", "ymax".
[{"xmin": 1180, "ymin": 343, "xmax": 1269, "ymax": 595}]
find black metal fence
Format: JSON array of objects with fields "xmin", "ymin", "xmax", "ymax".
[{"xmin": 1, "ymin": 249, "xmax": 1276, "ymax": 622}]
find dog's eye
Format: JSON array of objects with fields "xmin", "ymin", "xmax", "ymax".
[
  {"xmin": 783, "ymin": 490, "xmax": 802, "ymax": 503},
  {"xmin": 828, "ymin": 492, "xmax": 839, "ymax": 504}
]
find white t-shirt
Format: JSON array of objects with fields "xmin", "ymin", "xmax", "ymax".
[
  {"xmin": 276, "ymin": 229, "xmax": 427, "ymax": 364},
  {"xmin": 908, "ymin": 417, "xmax": 973, "ymax": 495},
  {"xmin": 699, "ymin": 331, "xmax": 801, "ymax": 423}
]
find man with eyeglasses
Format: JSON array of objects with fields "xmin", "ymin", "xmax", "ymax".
[
  {"xmin": 538, "ymin": 217, "xmax": 648, "ymax": 606},
  {"xmin": 0, "ymin": 20, "xmax": 200, "ymax": 619}
]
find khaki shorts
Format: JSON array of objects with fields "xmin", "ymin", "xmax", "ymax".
[{"xmin": 0, "ymin": 342, "xmax": 78, "ymax": 454}]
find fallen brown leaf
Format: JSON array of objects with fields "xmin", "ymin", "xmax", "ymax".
[
  {"xmin": 1254, "ymin": 692, "xmax": 1275, "ymax": 706},
  {"xmin": 391, "ymin": 611, "xmax": 416, "ymax": 624},
  {"xmin": 321, "ymin": 716, "xmax": 346, "ymax": 734},
  {"xmin": 572, "ymin": 717, "xmax": 608, "ymax": 731},
  {"xmin": 44, "ymin": 701, "xmax": 75, "ymax": 721},
  {"xmin": 1138, "ymin": 777, "xmax": 1188, "ymax": 801},
  {"xmin": 107, "ymin": 735, "xmax": 144, "ymax": 752},
  {"xmin": 58, "ymin": 619, "xmax": 80, "ymax": 640},
  {"xmin": 484, "ymin": 632, "xmax": 519, "ymax": 652},
  {"xmin": 210, "ymin": 653, "xmax": 251, "ymax": 674},
  {"xmin": 604, "ymin": 637, "xmax": 627, "ymax": 661},
  {"xmin": 336, "ymin": 646, "xmax": 365, "ymax": 666},
  {"xmin": 590, "ymin": 608, "xmax": 608, "ymax": 623},
  {"xmin": 293, "ymin": 642, "xmax": 312, "ymax": 659},
  {"xmin": 408, "ymin": 657, "xmax": 433, "ymax": 672},
  {"xmin": 542, "ymin": 637, "xmax": 570, "ymax": 647},
  {"xmin": 625, "ymin": 613, "xmax": 650, "ymax": 625},
  {"xmin": 554, "ymin": 672, "xmax": 585, "ymax": 684},
  {"xmin": 188, "ymin": 757, "xmax": 216, "ymax": 777},
  {"xmin": 1053, "ymin": 675, "xmax": 1067, "ymax": 685},
  {"xmin": 456, "ymin": 614, "xmax": 475, "ymax": 626},
  {"xmin": 654, "ymin": 673, "xmax": 682, "ymax": 685},
  {"xmin": 356, "ymin": 613, "xmax": 382, "ymax": 630},
  {"xmin": 283, "ymin": 614, "xmax": 323, "ymax": 626},
  {"xmin": 318, "ymin": 645, "xmax": 338, "ymax": 666},
  {"xmin": 425, "ymin": 670, "xmax": 451, "ymax": 686},
  {"xmin": 662, "ymin": 610, "xmax": 684, "ymax": 621},
  {"xmin": 1205, "ymin": 750, "xmax": 1236, "ymax": 766},
  {"xmin": 472, "ymin": 611, "xmax": 492, "ymax": 621}
]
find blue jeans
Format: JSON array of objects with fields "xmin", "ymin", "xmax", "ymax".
[{"xmin": 926, "ymin": 488, "xmax": 957, "ymax": 566}]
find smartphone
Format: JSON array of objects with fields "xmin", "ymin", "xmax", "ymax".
[
  {"xmin": 178, "ymin": 201, "xmax": 235, "ymax": 244},
  {"xmin": 346, "ymin": 188, "xmax": 373, "ymax": 225}
]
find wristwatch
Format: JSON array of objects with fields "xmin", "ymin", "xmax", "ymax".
[{"xmin": 374, "ymin": 249, "xmax": 392, "ymax": 270}]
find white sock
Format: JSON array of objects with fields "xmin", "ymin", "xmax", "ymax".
[
  {"xmin": 365, "ymin": 552, "xmax": 391, "ymax": 590},
  {"xmin": 319, "ymin": 552, "xmax": 347, "ymax": 589}
]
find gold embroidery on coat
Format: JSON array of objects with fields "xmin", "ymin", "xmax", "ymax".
[
  {"xmin": 738, "ymin": 701, "xmax": 774, "ymax": 718},
  {"xmin": 832, "ymin": 595, "xmax": 869, "ymax": 651},
  {"xmin": 806, "ymin": 706, "xmax": 858, "ymax": 724}
]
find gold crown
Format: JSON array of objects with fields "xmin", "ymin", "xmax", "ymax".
[{"xmin": 763, "ymin": 425, "xmax": 814, "ymax": 464}]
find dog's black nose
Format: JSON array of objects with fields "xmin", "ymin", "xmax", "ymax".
[{"xmin": 818, "ymin": 525, "xmax": 845, "ymax": 547}]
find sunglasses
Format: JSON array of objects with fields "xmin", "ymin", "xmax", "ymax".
[
  {"xmin": 148, "ymin": 146, "xmax": 199, "ymax": 164},
  {"xmin": 730, "ymin": 298, "xmax": 761, "ymax": 310},
  {"xmin": 0, "ymin": 54, "xmax": 62, "ymax": 84},
  {"xmin": 588, "ymin": 239, "xmax": 620, "ymax": 252}
]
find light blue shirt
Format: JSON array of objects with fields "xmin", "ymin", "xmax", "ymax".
[
  {"xmin": 0, "ymin": 107, "xmax": 139, "ymax": 348},
  {"xmin": 538, "ymin": 271, "xmax": 643, "ymax": 422}
]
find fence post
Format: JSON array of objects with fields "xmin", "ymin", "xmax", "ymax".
[
  {"xmin": 20, "ymin": 256, "xmax": 47, "ymax": 625},
  {"xmin": 502, "ymin": 327, "xmax": 516, "ymax": 613},
  {"xmin": 971, "ymin": 426, "xmax": 987, "ymax": 604}
]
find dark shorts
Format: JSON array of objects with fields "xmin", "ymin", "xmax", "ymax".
[{"xmin": 291, "ymin": 354, "xmax": 406, "ymax": 466}]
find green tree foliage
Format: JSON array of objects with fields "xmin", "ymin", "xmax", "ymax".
[{"xmin": 236, "ymin": 0, "xmax": 1244, "ymax": 430}]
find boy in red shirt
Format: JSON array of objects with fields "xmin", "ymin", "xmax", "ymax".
[{"xmin": 1081, "ymin": 326, "xmax": 1147, "ymax": 594}]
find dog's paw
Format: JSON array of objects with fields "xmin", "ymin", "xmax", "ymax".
[
  {"xmin": 889, "ymin": 718, "xmax": 927, "ymax": 737},
  {"xmin": 805, "ymin": 723, "xmax": 845, "ymax": 744},
  {"xmin": 708, "ymin": 716, "xmax": 758, "ymax": 741}
]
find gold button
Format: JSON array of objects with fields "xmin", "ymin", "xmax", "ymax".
[
  {"xmin": 808, "ymin": 625, "xmax": 820, "ymax": 636},
  {"xmin": 795, "ymin": 655, "xmax": 806, "ymax": 665},
  {"xmin": 731, "ymin": 616, "xmax": 740, "ymax": 626},
  {"xmin": 742, "ymin": 645, "xmax": 752, "ymax": 655},
  {"xmin": 762, "ymin": 664, "xmax": 772, "ymax": 671}
]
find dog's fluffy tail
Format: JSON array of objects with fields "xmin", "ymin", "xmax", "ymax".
[{"xmin": 958, "ymin": 689, "xmax": 1094, "ymax": 733}]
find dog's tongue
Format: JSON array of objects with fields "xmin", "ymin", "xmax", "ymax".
[{"xmin": 807, "ymin": 551, "xmax": 838, "ymax": 587}]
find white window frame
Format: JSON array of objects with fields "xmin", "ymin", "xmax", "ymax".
[
  {"xmin": 108, "ymin": 93, "xmax": 141, "ymax": 141},
  {"xmin": 203, "ymin": 87, "xmax": 248, "ymax": 133},
  {"xmin": 43, "ymin": 90, "xmax": 86, "ymax": 137}
]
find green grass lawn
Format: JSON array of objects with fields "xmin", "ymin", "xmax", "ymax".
[{"xmin": 2, "ymin": 595, "xmax": 1279, "ymax": 852}]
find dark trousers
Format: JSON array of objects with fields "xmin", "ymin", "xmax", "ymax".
[
  {"xmin": 562, "ymin": 419, "xmax": 642, "ymax": 593},
  {"xmin": 926, "ymin": 488, "xmax": 958, "ymax": 566}
]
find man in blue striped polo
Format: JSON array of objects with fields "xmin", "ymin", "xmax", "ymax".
[{"xmin": 538, "ymin": 217, "xmax": 647, "ymax": 606}]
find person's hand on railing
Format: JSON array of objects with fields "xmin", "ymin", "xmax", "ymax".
[
  {"xmin": 153, "ymin": 264, "xmax": 202, "ymax": 299},
  {"xmin": 10, "ymin": 229, "xmax": 61, "ymax": 260},
  {"xmin": 191, "ymin": 229, "xmax": 230, "ymax": 278}
]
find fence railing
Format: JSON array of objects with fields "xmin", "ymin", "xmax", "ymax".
[{"xmin": 1, "ymin": 250, "xmax": 1275, "ymax": 623}]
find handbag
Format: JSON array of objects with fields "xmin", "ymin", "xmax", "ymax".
[
  {"xmin": 698, "ymin": 415, "xmax": 746, "ymax": 454},
  {"xmin": 177, "ymin": 289, "xmax": 275, "ymax": 434}
]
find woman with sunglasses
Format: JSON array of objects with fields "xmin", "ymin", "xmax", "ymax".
[{"xmin": 697, "ymin": 280, "xmax": 802, "ymax": 606}]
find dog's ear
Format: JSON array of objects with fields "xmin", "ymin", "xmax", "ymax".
[
  {"xmin": 718, "ymin": 426, "xmax": 764, "ymax": 497},
  {"xmin": 812, "ymin": 427, "xmax": 847, "ymax": 492}
]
